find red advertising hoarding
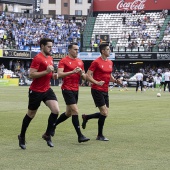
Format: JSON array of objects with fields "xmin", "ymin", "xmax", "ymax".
[{"xmin": 93, "ymin": 0, "xmax": 170, "ymax": 12}]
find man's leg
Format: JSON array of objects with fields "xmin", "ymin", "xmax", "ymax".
[
  {"xmin": 164, "ymin": 81, "xmax": 167, "ymax": 92},
  {"xmin": 42, "ymin": 100, "xmax": 59, "ymax": 147},
  {"xmin": 140, "ymin": 81, "xmax": 143, "ymax": 91},
  {"xmin": 82, "ymin": 112, "xmax": 100, "ymax": 129},
  {"xmin": 19, "ymin": 114, "xmax": 33, "ymax": 138},
  {"xmin": 18, "ymin": 110, "xmax": 37, "ymax": 149},
  {"xmin": 136, "ymin": 81, "xmax": 139, "ymax": 92},
  {"xmin": 168, "ymin": 81, "xmax": 170, "ymax": 92},
  {"xmin": 98, "ymin": 114, "xmax": 106, "ymax": 137},
  {"xmin": 51, "ymin": 112, "xmax": 69, "ymax": 136},
  {"xmin": 69, "ymin": 104, "xmax": 90, "ymax": 143},
  {"xmin": 45, "ymin": 112, "xmax": 58, "ymax": 136},
  {"xmin": 96, "ymin": 106, "xmax": 109, "ymax": 141},
  {"xmin": 72, "ymin": 114, "xmax": 90, "ymax": 143}
]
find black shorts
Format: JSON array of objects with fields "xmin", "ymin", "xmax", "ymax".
[
  {"xmin": 28, "ymin": 88, "xmax": 57, "ymax": 110},
  {"xmin": 62, "ymin": 89, "xmax": 78, "ymax": 105},
  {"xmin": 91, "ymin": 88, "xmax": 109, "ymax": 108},
  {"xmin": 160, "ymin": 82, "xmax": 165, "ymax": 86}
]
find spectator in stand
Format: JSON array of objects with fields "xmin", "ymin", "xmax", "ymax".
[
  {"xmin": 93, "ymin": 42, "xmax": 98, "ymax": 52},
  {"xmin": 156, "ymin": 31, "xmax": 160, "ymax": 39},
  {"xmin": 110, "ymin": 43, "xmax": 113, "ymax": 52},
  {"xmin": 133, "ymin": 10, "xmax": 137, "ymax": 15},
  {"xmin": 122, "ymin": 16, "xmax": 126, "ymax": 25},
  {"xmin": 127, "ymin": 33, "xmax": 131, "ymax": 42},
  {"xmin": 0, "ymin": 63, "xmax": 5, "ymax": 70}
]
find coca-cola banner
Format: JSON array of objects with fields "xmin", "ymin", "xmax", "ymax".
[{"xmin": 93, "ymin": 0, "xmax": 170, "ymax": 12}]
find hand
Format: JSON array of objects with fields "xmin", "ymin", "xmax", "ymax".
[
  {"xmin": 73, "ymin": 67, "xmax": 82, "ymax": 73},
  {"xmin": 46, "ymin": 65, "xmax": 54, "ymax": 73},
  {"xmin": 116, "ymin": 79, "xmax": 122, "ymax": 85},
  {"xmin": 53, "ymin": 73, "xmax": 58, "ymax": 79},
  {"xmin": 97, "ymin": 81, "xmax": 105, "ymax": 86},
  {"xmin": 79, "ymin": 69, "xmax": 84, "ymax": 76}
]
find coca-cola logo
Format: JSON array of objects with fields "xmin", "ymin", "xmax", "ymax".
[{"xmin": 117, "ymin": 0, "xmax": 146, "ymax": 11}]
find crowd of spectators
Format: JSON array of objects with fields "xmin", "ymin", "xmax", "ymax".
[
  {"xmin": 0, "ymin": 12, "xmax": 86, "ymax": 52},
  {"xmin": 0, "ymin": 59, "xmax": 31, "ymax": 80},
  {"xmin": 110, "ymin": 65, "xmax": 170, "ymax": 91},
  {"xmin": 158, "ymin": 21, "xmax": 170, "ymax": 51},
  {"xmin": 0, "ymin": 10, "xmax": 169, "ymax": 53},
  {"xmin": 0, "ymin": 10, "xmax": 170, "ymax": 84},
  {"xmin": 123, "ymin": 10, "xmax": 168, "ymax": 51},
  {"xmin": 0, "ymin": 63, "xmax": 5, "ymax": 78},
  {"xmin": 1, "ymin": 59, "xmax": 170, "ymax": 92},
  {"xmin": 90, "ymin": 10, "xmax": 169, "ymax": 52}
]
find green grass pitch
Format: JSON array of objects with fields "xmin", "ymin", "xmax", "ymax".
[{"xmin": 0, "ymin": 86, "xmax": 170, "ymax": 170}]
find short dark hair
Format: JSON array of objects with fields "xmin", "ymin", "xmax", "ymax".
[
  {"xmin": 99, "ymin": 43, "xmax": 109, "ymax": 53},
  {"xmin": 40, "ymin": 38, "xmax": 53, "ymax": 49},
  {"xmin": 68, "ymin": 42, "xmax": 78, "ymax": 50}
]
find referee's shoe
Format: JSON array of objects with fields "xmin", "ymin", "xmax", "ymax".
[
  {"xmin": 78, "ymin": 135, "xmax": 90, "ymax": 143},
  {"xmin": 42, "ymin": 133, "xmax": 54, "ymax": 147},
  {"xmin": 18, "ymin": 135, "xmax": 26, "ymax": 149}
]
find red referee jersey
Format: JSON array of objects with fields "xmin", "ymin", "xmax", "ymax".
[
  {"xmin": 88, "ymin": 56, "xmax": 113, "ymax": 92},
  {"xmin": 58, "ymin": 56, "xmax": 84, "ymax": 91},
  {"xmin": 30, "ymin": 52, "xmax": 53, "ymax": 92}
]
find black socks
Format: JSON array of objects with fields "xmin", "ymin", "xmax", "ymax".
[
  {"xmin": 46, "ymin": 113, "xmax": 58, "ymax": 135},
  {"xmin": 20, "ymin": 114, "xmax": 32, "ymax": 138},
  {"xmin": 98, "ymin": 114, "xmax": 106, "ymax": 136},
  {"xmin": 54, "ymin": 112, "xmax": 68, "ymax": 127},
  {"xmin": 72, "ymin": 115, "xmax": 82, "ymax": 137},
  {"xmin": 86, "ymin": 112, "xmax": 100, "ymax": 120}
]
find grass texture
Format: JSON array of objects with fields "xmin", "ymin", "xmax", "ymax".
[{"xmin": 0, "ymin": 86, "xmax": 170, "ymax": 170}]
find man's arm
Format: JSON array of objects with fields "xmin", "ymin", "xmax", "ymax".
[
  {"xmin": 110, "ymin": 74, "xmax": 117, "ymax": 83},
  {"xmin": 29, "ymin": 65, "xmax": 54, "ymax": 79},
  {"xmin": 110, "ymin": 74, "xmax": 122, "ymax": 84},
  {"xmin": 86, "ymin": 70, "xmax": 105, "ymax": 86},
  {"xmin": 58, "ymin": 67, "xmax": 82, "ymax": 78},
  {"xmin": 79, "ymin": 70, "xmax": 86, "ymax": 80}
]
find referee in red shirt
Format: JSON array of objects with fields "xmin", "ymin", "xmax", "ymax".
[
  {"xmin": 51, "ymin": 42, "xmax": 90, "ymax": 143},
  {"xmin": 18, "ymin": 38, "xmax": 59, "ymax": 149},
  {"xmin": 82, "ymin": 43, "xmax": 121, "ymax": 141}
]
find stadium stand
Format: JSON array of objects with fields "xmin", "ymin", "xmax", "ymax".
[
  {"xmin": 86, "ymin": 11, "xmax": 170, "ymax": 52},
  {"xmin": 0, "ymin": 12, "xmax": 83, "ymax": 52}
]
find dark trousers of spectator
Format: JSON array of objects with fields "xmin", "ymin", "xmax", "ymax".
[
  {"xmin": 94, "ymin": 47, "xmax": 97, "ymax": 52},
  {"xmin": 136, "ymin": 81, "xmax": 143, "ymax": 92},
  {"xmin": 90, "ymin": 45, "xmax": 92, "ymax": 52},
  {"xmin": 164, "ymin": 81, "xmax": 170, "ymax": 92}
]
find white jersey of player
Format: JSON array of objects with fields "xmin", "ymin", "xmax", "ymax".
[
  {"xmin": 164, "ymin": 71, "xmax": 170, "ymax": 81},
  {"xmin": 136, "ymin": 73, "xmax": 143, "ymax": 81}
]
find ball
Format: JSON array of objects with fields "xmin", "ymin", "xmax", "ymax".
[{"xmin": 157, "ymin": 93, "xmax": 161, "ymax": 97}]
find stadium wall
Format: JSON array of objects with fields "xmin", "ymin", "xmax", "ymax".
[
  {"xmin": 93, "ymin": 0, "xmax": 170, "ymax": 12},
  {"xmin": 1, "ymin": 49, "xmax": 170, "ymax": 61}
]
